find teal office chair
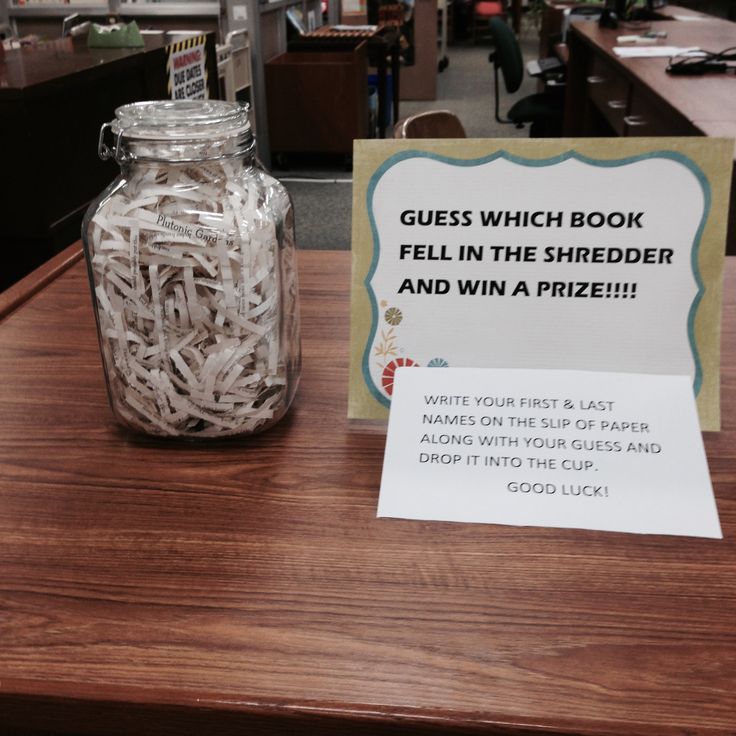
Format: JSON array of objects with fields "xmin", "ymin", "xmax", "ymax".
[{"xmin": 487, "ymin": 17, "xmax": 564, "ymax": 137}]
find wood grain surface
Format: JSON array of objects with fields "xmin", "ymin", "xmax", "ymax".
[
  {"xmin": 0, "ymin": 249, "xmax": 735, "ymax": 736},
  {"xmin": 0, "ymin": 244, "xmax": 83, "ymax": 321}
]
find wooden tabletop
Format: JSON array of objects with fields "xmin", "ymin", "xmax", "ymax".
[
  {"xmin": 0, "ymin": 35, "xmax": 172, "ymax": 98},
  {"xmin": 1, "ymin": 246, "xmax": 735, "ymax": 736}
]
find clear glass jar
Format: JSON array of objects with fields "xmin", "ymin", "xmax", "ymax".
[{"xmin": 82, "ymin": 100, "xmax": 300, "ymax": 438}]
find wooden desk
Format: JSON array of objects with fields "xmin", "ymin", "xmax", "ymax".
[
  {"xmin": 1, "ymin": 246, "xmax": 735, "ymax": 735},
  {"xmin": 539, "ymin": 3, "xmax": 715, "ymax": 58},
  {"xmin": 563, "ymin": 17, "xmax": 736, "ymax": 253}
]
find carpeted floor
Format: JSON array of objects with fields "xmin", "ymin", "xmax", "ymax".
[
  {"xmin": 274, "ymin": 31, "xmax": 543, "ymax": 251},
  {"xmin": 286, "ymin": 177, "xmax": 355, "ymax": 250}
]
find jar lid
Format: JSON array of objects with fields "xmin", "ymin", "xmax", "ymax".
[{"xmin": 99, "ymin": 100, "xmax": 254, "ymax": 163}]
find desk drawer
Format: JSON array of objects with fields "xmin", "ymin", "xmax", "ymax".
[
  {"xmin": 625, "ymin": 87, "xmax": 698, "ymax": 137},
  {"xmin": 586, "ymin": 54, "xmax": 630, "ymax": 135}
]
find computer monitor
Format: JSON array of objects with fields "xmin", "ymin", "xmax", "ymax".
[
  {"xmin": 614, "ymin": 0, "xmax": 667, "ymax": 18},
  {"xmin": 285, "ymin": 7, "xmax": 307, "ymax": 37},
  {"xmin": 602, "ymin": 0, "xmax": 664, "ymax": 22}
]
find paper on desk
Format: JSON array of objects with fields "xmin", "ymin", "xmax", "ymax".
[
  {"xmin": 613, "ymin": 46, "xmax": 705, "ymax": 58},
  {"xmin": 378, "ymin": 367, "xmax": 723, "ymax": 539}
]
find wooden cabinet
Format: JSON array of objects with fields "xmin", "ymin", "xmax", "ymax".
[
  {"xmin": 265, "ymin": 44, "xmax": 369, "ymax": 156},
  {"xmin": 625, "ymin": 86, "xmax": 696, "ymax": 137},
  {"xmin": 583, "ymin": 48, "xmax": 698, "ymax": 138}
]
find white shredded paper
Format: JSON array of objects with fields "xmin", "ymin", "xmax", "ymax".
[{"xmin": 89, "ymin": 155, "xmax": 299, "ymax": 438}]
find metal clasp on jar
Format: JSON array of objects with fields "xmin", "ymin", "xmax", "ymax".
[{"xmin": 97, "ymin": 122, "xmax": 131, "ymax": 163}]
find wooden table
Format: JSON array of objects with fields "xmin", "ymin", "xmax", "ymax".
[{"xmin": 1, "ymin": 246, "xmax": 735, "ymax": 735}]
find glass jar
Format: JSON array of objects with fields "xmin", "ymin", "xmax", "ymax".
[{"xmin": 82, "ymin": 100, "xmax": 300, "ymax": 438}]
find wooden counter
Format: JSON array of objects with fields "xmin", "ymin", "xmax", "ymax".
[
  {"xmin": 0, "ymin": 34, "xmax": 218, "ymax": 291},
  {"xmin": 1, "ymin": 246, "xmax": 735, "ymax": 735},
  {"xmin": 562, "ymin": 16, "xmax": 736, "ymax": 253}
]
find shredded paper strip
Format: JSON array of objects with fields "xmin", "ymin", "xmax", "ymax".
[{"xmin": 89, "ymin": 156, "xmax": 299, "ymax": 437}]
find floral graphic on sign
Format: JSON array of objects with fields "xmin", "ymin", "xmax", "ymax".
[
  {"xmin": 374, "ymin": 327, "xmax": 398, "ymax": 367},
  {"xmin": 373, "ymin": 302, "xmax": 420, "ymax": 397}
]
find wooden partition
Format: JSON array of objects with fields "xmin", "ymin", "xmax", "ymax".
[{"xmin": 397, "ymin": 0, "xmax": 437, "ymax": 100}]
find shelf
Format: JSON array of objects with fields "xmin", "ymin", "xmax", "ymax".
[
  {"xmin": 9, "ymin": 4, "xmax": 108, "ymax": 16},
  {"xmin": 8, "ymin": 1, "xmax": 219, "ymax": 16},
  {"xmin": 119, "ymin": 2, "xmax": 219, "ymax": 16}
]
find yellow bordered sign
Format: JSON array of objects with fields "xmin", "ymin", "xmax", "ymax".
[{"xmin": 166, "ymin": 35, "xmax": 209, "ymax": 100}]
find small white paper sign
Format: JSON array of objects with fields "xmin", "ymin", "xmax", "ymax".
[
  {"xmin": 378, "ymin": 367, "xmax": 722, "ymax": 538},
  {"xmin": 168, "ymin": 37, "xmax": 208, "ymax": 100}
]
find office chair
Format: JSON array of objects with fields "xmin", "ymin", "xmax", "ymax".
[
  {"xmin": 487, "ymin": 17, "xmax": 564, "ymax": 137},
  {"xmin": 393, "ymin": 110, "xmax": 466, "ymax": 138},
  {"xmin": 472, "ymin": 0, "xmax": 507, "ymax": 43}
]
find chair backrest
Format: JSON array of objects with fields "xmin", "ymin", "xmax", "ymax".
[
  {"xmin": 393, "ymin": 110, "xmax": 467, "ymax": 139},
  {"xmin": 488, "ymin": 17, "xmax": 523, "ymax": 94}
]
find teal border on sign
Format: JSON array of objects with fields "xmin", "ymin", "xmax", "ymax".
[{"xmin": 362, "ymin": 149, "xmax": 710, "ymax": 408}]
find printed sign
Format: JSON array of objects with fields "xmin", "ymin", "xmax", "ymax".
[
  {"xmin": 167, "ymin": 35, "xmax": 208, "ymax": 100},
  {"xmin": 349, "ymin": 138, "xmax": 732, "ymax": 429},
  {"xmin": 378, "ymin": 367, "xmax": 722, "ymax": 539}
]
